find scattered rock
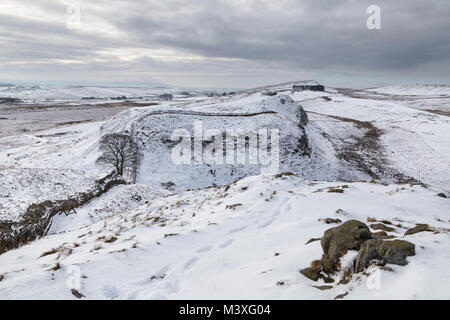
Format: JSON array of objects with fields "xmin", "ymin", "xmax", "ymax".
[
  {"xmin": 367, "ymin": 217, "xmax": 377, "ymax": 223},
  {"xmin": 163, "ymin": 233, "xmax": 178, "ymax": 238},
  {"xmin": 313, "ymin": 285, "xmax": 333, "ymax": 290},
  {"xmin": 328, "ymin": 188, "xmax": 344, "ymax": 193},
  {"xmin": 300, "ymin": 260, "xmax": 322, "ymax": 281},
  {"xmin": 276, "ymin": 281, "xmax": 285, "ymax": 286},
  {"xmin": 321, "ymin": 220, "xmax": 372, "ymax": 273},
  {"xmin": 71, "ymin": 289, "xmax": 85, "ymax": 299},
  {"xmin": 104, "ymin": 236, "xmax": 118, "ymax": 243},
  {"xmin": 370, "ymin": 223, "xmax": 396, "ymax": 232},
  {"xmin": 323, "ymin": 276, "xmax": 334, "ymax": 283},
  {"xmin": 334, "ymin": 292, "xmax": 349, "ymax": 300},
  {"xmin": 0, "ymin": 274, "xmax": 3, "ymax": 282},
  {"xmin": 300, "ymin": 267, "xmax": 320, "ymax": 282},
  {"xmin": 225, "ymin": 203, "xmax": 242, "ymax": 210},
  {"xmin": 355, "ymin": 239, "xmax": 415, "ymax": 272},
  {"xmin": 437, "ymin": 193, "xmax": 447, "ymax": 198},
  {"xmin": 405, "ymin": 224, "xmax": 433, "ymax": 236},
  {"xmin": 319, "ymin": 218, "xmax": 342, "ymax": 224},
  {"xmin": 150, "ymin": 274, "xmax": 166, "ymax": 281}
]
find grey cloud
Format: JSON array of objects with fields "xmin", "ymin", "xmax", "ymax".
[{"xmin": 0, "ymin": 0, "xmax": 449, "ymax": 87}]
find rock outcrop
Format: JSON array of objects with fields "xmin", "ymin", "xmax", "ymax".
[
  {"xmin": 321, "ymin": 220, "xmax": 372, "ymax": 273},
  {"xmin": 301, "ymin": 219, "xmax": 416, "ymax": 281}
]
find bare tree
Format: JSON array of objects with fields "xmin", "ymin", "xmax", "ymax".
[{"xmin": 97, "ymin": 133, "xmax": 138, "ymax": 176}]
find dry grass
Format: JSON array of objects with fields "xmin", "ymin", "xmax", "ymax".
[{"xmin": 39, "ymin": 248, "xmax": 59, "ymax": 258}]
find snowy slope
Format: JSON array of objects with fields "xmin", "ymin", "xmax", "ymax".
[
  {"xmin": 0, "ymin": 175, "xmax": 448, "ymax": 299},
  {"xmin": 290, "ymin": 86, "xmax": 450, "ymax": 193},
  {"xmin": 367, "ymin": 85, "xmax": 450, "ymax": 97},
  {"xmin": 0, "ymin": 168, "xmax": 97, "ymax": 221},
  {"xmin": 0, "ymin": 81, "xmax": 449, "ymax": 300},
  {"xmin": 0, "ymin": 85, "xmax": 196, "ymax": 104},
  {"xmin": 99, "ymin": 92, "xmax": 347, "ymax": 191}
]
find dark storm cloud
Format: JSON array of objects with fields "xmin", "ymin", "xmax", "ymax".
[{"xmin": 0, "ymin": 0, "xmax": 449, "ymax": 87}]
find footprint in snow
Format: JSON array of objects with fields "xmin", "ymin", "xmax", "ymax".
[
  {"xmin": 183, "ymin": 257, "xmax": 199, "ymax": 270},
  {"xmin": 219, "ymin": 239, "xmax": 233, "ymax": 248},
  {"xmin": 258, "ymin": 218, "xmax": 274, "ymax": 229},
  {"xmin": 197, "ymin": 245, "xmax": 212, "ymax": 253},
  {"xmin": 102, "ymin": 284, "xmax": 120, "ymax": 299},
  {"xmin": 283, "ymin": 203, "xmax": 292, "ymax": 213},
  {"xmin": 228, "ymin": 225, "xmax": 247, "ymax": 234}
]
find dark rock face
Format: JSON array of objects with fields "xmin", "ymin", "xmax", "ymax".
[
  {"xmin": 355, "ymin": 239, "xmax": 415, "ymax": 272},
  {"xmin": 0, "ymin": 172, "xmax": 126, "ymax": 255},
  {"xmin": 404, "ymin": 224, "xmax": 432, "ymax": 236},
  {"xmin": 321, "ymin": 220, "xmax": 372, "ymax": 273}
]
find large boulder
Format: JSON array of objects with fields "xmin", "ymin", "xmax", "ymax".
[
  {"xmin": 355, "ymin": 239, "xmax": 415, "ymax": 272},
  {"xmin": 321, "ymin": 220, "xmax": 372, "ymax": 273}
]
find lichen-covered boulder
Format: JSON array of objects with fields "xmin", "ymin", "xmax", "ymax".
[
  {"xmin": 355, "ymin": 239, "xmax": 415, "ymax": 272},
  {"xmin": 321, "ymin": 220, "xmax": 372, "ymax": 273}
]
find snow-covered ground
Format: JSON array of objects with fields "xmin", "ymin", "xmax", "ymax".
[
  {"xmin": 0, "ymin": 168, "xmax": 97, "ymax": 221},
  {"xmin": 0, "ymin": 84, "xmax": 209, "ymax": 104},
  {"xmin": 366, "ymin": 85, "xmax": 450, "ymax": 97},
  {"xmin": 0, "ymin": 81, "xmax": 449, "ymax": 299},
  {"xmin": 0, "ymin": 175, "xmax": 448, "ymax": 299}
]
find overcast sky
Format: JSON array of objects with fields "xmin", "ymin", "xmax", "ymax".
[{"xmin": 0, "ymin": 0, "xmax": 449, "ymax": 88}]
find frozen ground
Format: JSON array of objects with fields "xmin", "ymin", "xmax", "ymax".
[
  {"xmin": 0, "ymin": 102, "xmax": 151, "ymax": 138},
  {"xmin": 0, "ymin": 81, "xmax": 449, "ymax": 299},
  {"xmin": 0, "ymin": 175, "xmax": 448, "ymax": 299},
  {"xmin": 0, "ymin": 84, "xmax": 215, "ymax": 137}
]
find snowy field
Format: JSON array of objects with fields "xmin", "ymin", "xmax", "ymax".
[
  {"xmin": 0, "ymin": 175, "xmax": 449, "ymax": 299},
  {"xmin": 0, "ymin": 85, "xmax": 215, "ymax": 137},
  {"xmin": 0, "ymin": 81, "xmax": 449, "ymax": 299}
]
